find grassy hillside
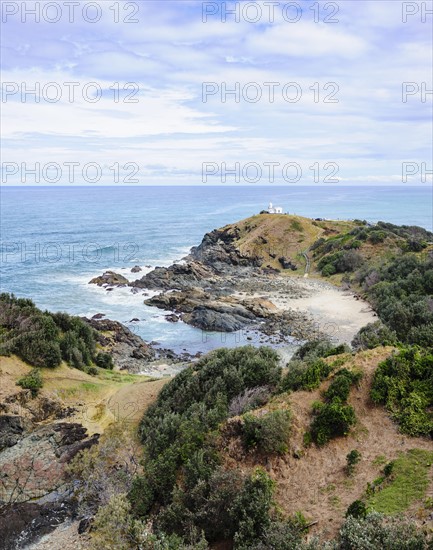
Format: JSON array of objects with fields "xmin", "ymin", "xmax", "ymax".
[
  {"xmin": 84, "ymin": 344, "xmax": 433, "ymax": 549},
  {"xmin": 215, "ymin": 213, "xmax": 433, "ymax": 279},
  {"xmin": 0, "ymin": 355, "xmax": 167, "ymax": 434},
  {"xmin": 215, "ymin": 213, "xmax": 356, "ymax": 273},
  {"xmin": 212, "ymin": 214, "xmax": 433, "ymax": 346}
]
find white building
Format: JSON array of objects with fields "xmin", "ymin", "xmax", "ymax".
[{"xmin": 267, "ymin": 202, "xmax": 284, "ymax": 214}]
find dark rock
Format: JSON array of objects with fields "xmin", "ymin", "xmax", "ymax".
[
  {"xmin": 0, "ymin": 415, "xmax": 24, "ymax": 451},
  {"xmin": 165, "ymin": 314, "xmax": 179, "ymax": 323},
  {"xmin": 78, "ymin": 516, "xmax": 93, "ymax": 534},
  {"xmin": 131, "ymin": 265, "xmax": 142, "ymax": 273},
  {"xmin": 0, "ymin": 499, "xmax": 73, "ymax": 550},
  {"xmin": 132, "ymin": 261, "xmax": 215, "ymax": 291},
  {"xmin": 89, "ymin": 271, "xmax": 129, "ymax": 287},
  {"xmin": 91, "ymin": 313, "xmax": 105, "ymax": 320},
  {"xmin": 278, "ymin": 257, "xmax": 298, "ymax": 270},
  {"xmin": 84, "ymin": 317, "xmax": 156, "ymax": 372},
  {"xmin": 0, "ymin": 422, "xmax": 99, "ymax": 504}
]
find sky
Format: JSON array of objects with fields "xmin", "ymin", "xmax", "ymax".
[{"xmin": 1, "ymin": 0, "xmax": 432, "ymax": 185}]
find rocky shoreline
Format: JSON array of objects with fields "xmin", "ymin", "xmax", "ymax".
[{"xmin": 88, "ymin": 219, "xmax": 372, "ymax": 350}]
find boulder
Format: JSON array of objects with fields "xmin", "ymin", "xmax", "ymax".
[
  {"xmin": 165, "ymin": 314, "xmax": 179, "ymax": 323},
  {"xmin": 0, "ymin": 415, "xmax": 24, "ymax": 451},
  {"xmin": 84, "ymin": 317, "xmax": 156, "ymax": 372},
  {"xmin": 131, "ymin": 265, "xmax": 142, "ymax": 273},
  {"xmin": 88, "ymin": 271, "xmax": 129, "ymax": 287},
  {"xmin": 279, "ymin": 257, "xmax": 298, "ymax": 271}
]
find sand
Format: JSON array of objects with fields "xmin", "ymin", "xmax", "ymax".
[{"xmin": 248, "ymin": 277, "xmax": 377, "ymax": 346}]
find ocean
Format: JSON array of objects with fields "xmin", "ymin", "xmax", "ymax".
[{"xmin": 1, "ymin": 185, "xmax": 432, "ymax": 354}]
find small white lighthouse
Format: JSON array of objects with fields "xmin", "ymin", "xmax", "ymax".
[{"xmin": 267, "ymin": 202, "xmax": 283, "ymax": 214}]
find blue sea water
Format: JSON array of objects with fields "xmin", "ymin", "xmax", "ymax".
[{"xmin": 1, "ymin": 186, "xmax": 432, "ymax": 354}]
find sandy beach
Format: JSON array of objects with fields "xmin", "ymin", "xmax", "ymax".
[{"xmin": 237, "ymin": 277, "xmax": 376, "ymax": 346}]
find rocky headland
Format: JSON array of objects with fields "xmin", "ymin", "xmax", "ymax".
[{"xmin": 89, "ymin": 214, "xmax": 376, "ymax": 346}]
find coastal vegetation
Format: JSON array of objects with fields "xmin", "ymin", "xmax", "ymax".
[
  {"xmin": 371, "ymin": 346, "xmax": 433, "ymax": 437},
  {"xmin": 310, "ymin": 220, "xmax": 433, "ymax": 346},
  {"xmin": 0, "ymin": 293, "xmax": 111, "ymax": 372},
  {"xmin": 2, "ymin": 214, "xmax": 433, "ymax": 548}
]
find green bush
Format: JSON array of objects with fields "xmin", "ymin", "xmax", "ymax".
[
  {"xmin": 232, "ymin": 468, "xmax": 275, "ymax": 550},
  {"xmin": 131, "ymin": 347, "xmax": 281, "ymax": 522},
  {"xmin": 338, "ymin": 512, "xmax": 430, "ymax": 549},
  {"xmin": 95, "ymin": 352, "xmax": 114, "ymax": 370},
  {"xmin": 368, "ymin": 230, "xmax": 386, "ymax": 244},
  {"xmin": 17, "ymin": 368, "xmax": 43, "ymax": 397},
  {"xmin": 322, "ymin": 264, "xmax": 336, "ymax": 277},
  {"xmin": 371, "ymin": 347, "xmax": 433, "ymax": 437},
  {"xmin": 351, "ymin": 321, "xmax": 398, "ymax": 351},
  {"xmin": 282, "ymin": 359, "xmax": 333, "ymax": 393},
  {"xmin": 310, "ymin": 400, "xmax": 356, "ymax": 446},
  {"xmin": 248, "ymin": 515, "xmax": 308, "ymax": 550},
  {"xmin": 346, "ymin": 450, "xmax": 362, "ymax": 476},
  {"xmin": 0, "ymin": 293, "xmax": 97, "ymax": 370},
  {"xmin": 242, "ymin": 410, "xmax": 291, "ymax": 454},
  {"xmin": 345, "ymin": 500, "xmax": 367, "ymax": 519},
  {"xmin": 324, "ymin": 369, "xmax": 362, "ymax": 403}
]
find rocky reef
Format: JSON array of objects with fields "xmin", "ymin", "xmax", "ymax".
[{"xmin": 88, "ymin": 215, "xmax": 327, "ymax": 344}]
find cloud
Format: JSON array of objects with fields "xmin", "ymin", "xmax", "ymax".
[{"xmin": 1, "ymin": 0, "xmax": 432, "ymax": 185}]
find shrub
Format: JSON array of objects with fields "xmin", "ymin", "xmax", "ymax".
[
  {"xmin": 368, "ymin": 230, "xmax": 386, "ymax": 244},
  {"xmin": 228, "ymin": 386, "xmax": 271, "ymax": 417},
  {"xmin": 371, "ymin": 347, "xmax": 433, "ymax": 437},
  {"xmin": 346, "ymin": 500, "xmax": 367, "ymax": 519},
  {"xmin": 248, "ymin": 515, "xmax": 308, "ymax": 549},
  {"xmin": 132, "ymin": 347, "xmax": 281, "ymax": 522},
  {"xmin": 346, "ymin": 450, "xmax": 362, "ymax": 476},
  {"xmin": 17, "ymin": 368, "xmax": 43, "ymax": 397},
  {"xmin": 338, "ymin": 512, "xmax": 430, "ymax": 549},
  {"xmin": 95, "ymin": 352, "xmax": 114, "ymax": 370},
  {"xmin": 0, "ymin": 293, "xmax": 97, "ymax": 370},
  {"xmin": 324, "ymin": 369, "xmax": 362, "ymax": 403},
  {"xmin": 383, "ymin": 461, "xmax": 395, "ymax": 478},
  {"xmin": 242, "ymin": 410, "xmax": 291, "ymax": 454},
  {"xmin": 322, "ymin": 264, "xmax": 336, "ymax": 277},
  {"xmin": 232, "ymin": 468, "xmax": 275, "ymax": 550},
  {"xmin": 351, "ymin": 321, "xmax": 398, "ymax": 351},
  {"xmin": 310, "ymin": 400, "xmax": 356, "ymax": 446}
]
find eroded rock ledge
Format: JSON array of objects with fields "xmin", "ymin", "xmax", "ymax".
[{"xmin": 88, "ymin": 220, "xmax": 320, "ymax": 342}]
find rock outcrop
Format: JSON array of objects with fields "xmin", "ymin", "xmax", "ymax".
[
  {"xmin": 0, "ymin": 422, "xmax": 99, "ymax": 504},
  {"xmin": 0, "ymin": 416, "xmax": 24, "ymax": 452},
  {"xmin": 145, "ymin": 289, "xmax": 278, "ymax": 332},
  {"xmin": 132, "ymin": 261, "xmax": 217, "ymax": 291},
  {"xmin": 84, "ymin": 317, "xmax": 156, "ymax": 371},
  {"xmin": 89, "ymin": 271, "xmax": 129, "ymax": 287}
]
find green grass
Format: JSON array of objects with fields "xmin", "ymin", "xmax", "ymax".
[
  {"xmin": 80, "ymin": 382, "xmax": 99, "ymax": 392},
  {"xmin": 372, "ymin": 454, "xmax": 387, "ymax": 467},
  {"xmin": 96, "ymin": 369, "xmax": 147, "ymax": 383},
  {"xmin": 367, "ymin": 449, "xmax": 433, "ymax": 514}
]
